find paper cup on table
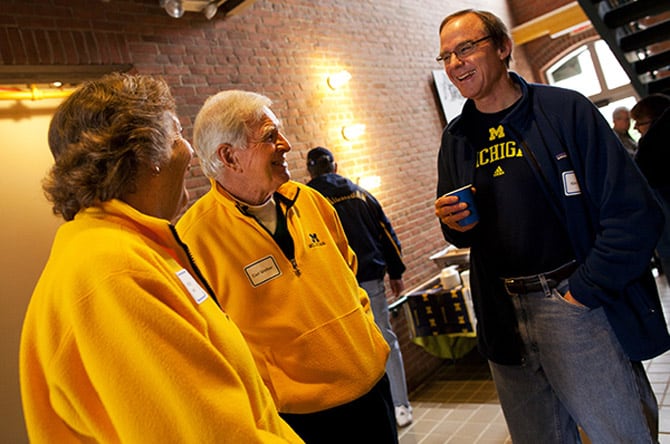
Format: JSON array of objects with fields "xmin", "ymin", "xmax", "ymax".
[
  {"xmin": 440, "ymin": 265, "xmax": 461, "ymax": 290},
  {"xmin": 445, "ymin": 184, "xmax": 479, "ymax": 226}
]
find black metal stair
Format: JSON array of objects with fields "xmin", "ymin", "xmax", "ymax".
[{"xmin": 577, "ymin": 0, "xmax": 670, "ymax": 96}]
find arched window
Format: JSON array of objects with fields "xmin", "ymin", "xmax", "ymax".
[{"xmin": 543, "ymin": 38, "xmax": 639, "ymax": 134}]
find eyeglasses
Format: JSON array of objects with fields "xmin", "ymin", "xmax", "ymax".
[
  {"xmin": 436, "ymin": 36, "xmax": 492, "ymax": 63},
  {"xmin": 634, "ymin": 120, "xmax": 652, "ymax": 129}
]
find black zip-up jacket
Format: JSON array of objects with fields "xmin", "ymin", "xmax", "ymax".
[
  {"xmin": 307, "ymin": 173, "xmax": 405, "ymax": 283},
  {"xmin": 438, "ymin": 73, "xmax": 670, "ymax": 364}
]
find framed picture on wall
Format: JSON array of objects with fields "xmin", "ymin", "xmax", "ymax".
[{"xmin": 432, "ymin": 70, "xmax": 466, "ymax": 123}]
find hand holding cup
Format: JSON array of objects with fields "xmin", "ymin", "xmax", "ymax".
[{"xmin": 435, "ymin": 184, "xmax": 479, "ymax": 231}]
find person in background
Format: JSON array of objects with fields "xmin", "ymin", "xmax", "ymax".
[
  {"xmin": 434, "ymin": 9, "xmax": 669, "ymax": 443},
  {"xmin": 631, "ymin": 93, "xmax": 670, "ymax": 184},
  {"xmin": 631, "ymin": 93, "xmax": 670, "ymax": 286},
  {"xmin": 176, "ymin": 90, "xmax": 397, "ymax": 444},
  {"xmin": 611, "ymin": 106, "xmax": 637, "ymax": 157},
  {"xmin": 305, "ymin": 146, "xmax": 413, "ymax": 428},
  {"xmin": 19, "ymin": 73, "xmax": 302, "ymax": 443}
]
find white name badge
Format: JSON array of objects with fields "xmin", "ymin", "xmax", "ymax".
[
  {"xmin": 245, "ymin": 255, "xmax": 282, "ymax": 287},
  {"xmin": 562, "ymin": 171, "xmax": 581, "ymax": 196},
  {"xmin": 176, "ymin": 269, "xmax": 208, "ymax": 304}
]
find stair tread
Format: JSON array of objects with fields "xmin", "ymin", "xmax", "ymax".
[
  {"xmin": 634, "ymin": 50, "xmax": 670, "ymax": 74},
  {"xmin": 646, "ymin": 75, "xmax": 670, "ymax": 95},
  {"xmin": 619, "ymin": 19, "xmax": 670, "ymax": 52},
  {"xmin": 603, "ymin": 0, "xmax": 669, "ymax": 29}
]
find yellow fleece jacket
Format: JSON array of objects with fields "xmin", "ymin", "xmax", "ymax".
[
  {"xmin": 176, "ymin": 180, "xmax": 390, "ymax": 414},
  {"xmin": 20, "ymin": 199, "xmax": 302, "ymax": 443}
]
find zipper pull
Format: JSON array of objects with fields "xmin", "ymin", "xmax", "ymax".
[{"xmin": 290, "ymin": 258, "xmax": 301, "ymax": 276}]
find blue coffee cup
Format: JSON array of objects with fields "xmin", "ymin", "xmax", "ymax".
[{"xmin": 446, "ymin": 184, "xmax": 479, "ymax": 226}]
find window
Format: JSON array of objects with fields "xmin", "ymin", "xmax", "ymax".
[
  {"xmin": 543, "ymin": 39, "xmax": 638, "ymax": 121},
  {"xmin": 546, "ymin": 45, "xmax": 601, "ymax": 96}
]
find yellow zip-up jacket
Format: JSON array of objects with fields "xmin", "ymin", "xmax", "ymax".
[
  {"xmin": 177, "ymin": 180, "xmax": 390, "ymax": 414},
  {"xmin": 20, "ymin": 199, "xmax": 302, "ymax": 444}
]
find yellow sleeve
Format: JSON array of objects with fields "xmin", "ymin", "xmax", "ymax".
[{"xmin": 28, "ymin": 266, "xmax": 302, "ymax": 443}]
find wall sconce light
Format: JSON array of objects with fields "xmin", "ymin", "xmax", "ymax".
[
  {"xmin": 327, "ymin": 70, "xmax": 352, "ymax": 90},
  {"xmin": 203, "ymin": 1, "xmax": 219, "ymax": 19},
  {"xmin": 358, "ymin": 175, "xmax": 381, "ymax": 191},
  {"xmin": 341, "ymin": 123, "xmax": 366, "ymax": 141},
  {"xmin": 158, "ymin": 0, "xmax": 248, "ymax": 19}
]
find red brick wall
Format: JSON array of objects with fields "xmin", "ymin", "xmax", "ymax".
[{"xmin": 1, "ymin": 0, "xmax": 521, "ymax": 395}]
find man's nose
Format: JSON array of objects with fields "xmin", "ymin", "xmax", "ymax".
[{"xmin": 277, "ymin": 132, "xmax": 292, "ymax": 152}]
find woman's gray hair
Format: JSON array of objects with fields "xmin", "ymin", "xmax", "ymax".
[{"xmin": 194, "ymin": 90, "xmax": 273, "ymax": 178}]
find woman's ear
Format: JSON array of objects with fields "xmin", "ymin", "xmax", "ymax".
[{"xmin": 217, "ymin": 143, "xmax": 241, "ymax": 172}]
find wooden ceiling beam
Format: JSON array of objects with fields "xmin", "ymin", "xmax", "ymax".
[{"xmin": 511, "ymin": 2, "xmax": 591, "ymax": 46}]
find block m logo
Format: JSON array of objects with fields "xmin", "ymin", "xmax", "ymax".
[{"xmin": 489, "ymin": 125, "xmax": 505, "ymax": 141}]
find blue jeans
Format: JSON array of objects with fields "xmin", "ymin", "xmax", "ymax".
[
  {"xmin": 490, "ymin": 279, "xmax": 658, "ymax": 443},
  {"xmin": 360, "ymin": 279, "xmax": 410, "ymax": 407}
]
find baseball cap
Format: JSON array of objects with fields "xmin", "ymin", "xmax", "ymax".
[{"xmin": 307, "ymin": 146, "xmax": 334, "ymax": 166}]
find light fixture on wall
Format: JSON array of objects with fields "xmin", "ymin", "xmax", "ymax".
[
  {"xmin": 327, "ymin": 70, "xmax": 352, "ymax": 90},
  {"xmin": 203, "ymin": 1, "xmax": 219, "ymax": 19},
  {"xmin": 341, "ymin": 123, "xmax": 366, "ymax": 141},
  {"xmin": 358, "ymin": 175, "xmax": 381, "ymax": 191},
  {"xmin": 161, "ymin": 0, "xmax": 184, "ymax": 18},
  {"xmin": 158, "ymin": 0, "xmax": 257, "ymax": 19},
  {"xmin": 0, "ymin": 84, "xmax": 76, "ymax": 101}
]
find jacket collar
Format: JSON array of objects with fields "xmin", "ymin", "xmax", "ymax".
[
  {"xmin": 77, "ymin": 199, "xmax": 177, "ymax": 248},
  {"xmin": 211, "ymin": 179, "xmax": 300, "ymax": 214},
  {"xmin": 448, "ymin": 72, "xmax": 531, "ymax": 137}
]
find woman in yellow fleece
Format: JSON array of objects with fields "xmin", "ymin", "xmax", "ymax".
[{"xmin": 19, "ymin": 73, "xmax": 302, "ymax": 444}]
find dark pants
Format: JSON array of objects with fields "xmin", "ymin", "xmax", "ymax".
[{"xmin": 280, "ymin": 373, "xmax": 398, "ymax": 444}]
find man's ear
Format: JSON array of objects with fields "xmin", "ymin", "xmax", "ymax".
[
  {"xmin": 217, "ymin": 143, "xmax": 242, "ymax": 172},
  {"xmin": 333, "ymin": 162, "xmax": 338, "ymax": 173},
  {"xmin": 499, "ymin": 37, "xmax": 512, "ymax": 63}
]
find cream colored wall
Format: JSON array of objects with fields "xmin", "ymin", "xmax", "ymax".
[{"xmin": 0, "ymin": 97, "xmax": 63, "ymax": 443}]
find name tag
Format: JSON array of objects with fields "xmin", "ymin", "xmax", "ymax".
[
  {"xmin": 562, "ymin": 171, "xmax": 581, "ymax": 196},
  {"xmin": 176, "ymin": 269, "xmax": 208, "ymax": 304},
  {"xmin": 245, "ymin": 255, "xmax": 282, "ymax": 287}
]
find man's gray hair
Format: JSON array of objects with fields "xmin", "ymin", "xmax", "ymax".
[
  {"xmin": 193, "ymin": 90, "xmax": 273, "ymax": 178},
  {"xmin": 612, "ymin": 106, "xmax": 630, "ymax": 120}
]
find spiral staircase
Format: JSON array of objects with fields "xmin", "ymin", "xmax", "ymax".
[{"xmin": 577, "ymin": 0, "xmax": 670, "ymax": 97}]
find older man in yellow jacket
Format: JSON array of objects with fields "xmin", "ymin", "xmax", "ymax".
[{"xmin": 177, "ymin": 90, "xmax": 396, "ymax": 444}]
